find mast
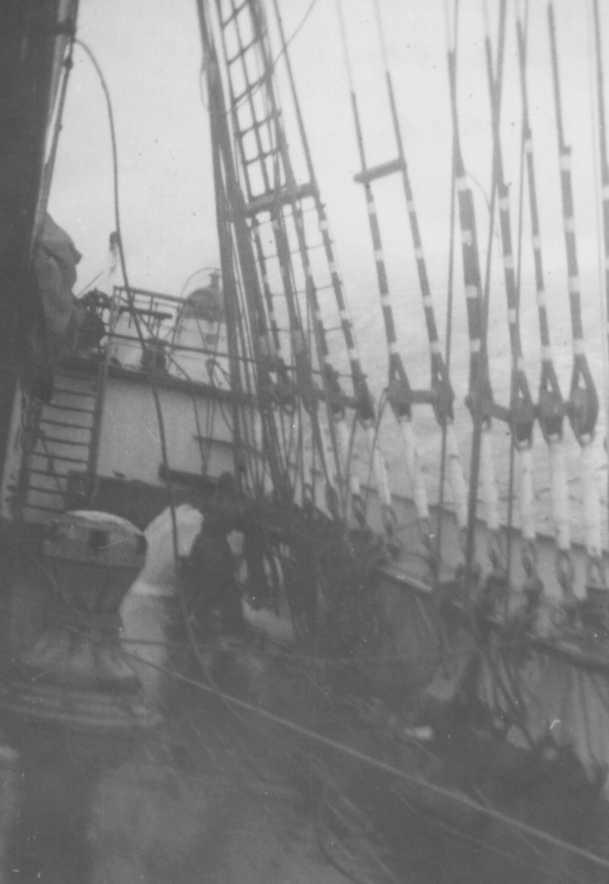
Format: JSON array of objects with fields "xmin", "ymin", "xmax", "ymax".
[{"xmin": 195, "ymin": 0, "xmax": 288, "ymax": 497}]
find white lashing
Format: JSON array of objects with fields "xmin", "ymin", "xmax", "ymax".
[
  {"xmin": 549, "ymin": 438, "xmax": 571, "ymax": 551},
  {"xmin": 581, "ymin": 441, "xmax": 603, "ymax": 560},
  {"xmin": 398, "ymin": 417, "xmax": 430, "ymax": 522},
  {"xmin": 446, "ymin": 424, "xmax": 468, "ymax": 531},
  {"xmin": 365, "ymin": 425, "xmax": 392, "ymax": 508},
  {"xmin": 480, "ymin": 425, "xmax": 500, "ymax": 533},
  {"xmin": 335, "ymin": 415, "xmax": 361, "ymax": 497},
  {"xmin": 518, "ymin": 447, "xmax": 536, "ymax": 543}
]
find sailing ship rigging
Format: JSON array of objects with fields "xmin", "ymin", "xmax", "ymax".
[{"xmin": 4, "ymin": 0, "xmax": 609, "ymax": 880}]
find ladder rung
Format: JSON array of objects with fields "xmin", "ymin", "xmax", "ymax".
[
  {"xmin": 227, "ymin": 34, "xmax": 258, "ymax": 65},
  {"xmin": 233, "ymin": 73, "xmax": 267, "ymax": 106},
  {"xmin": 28, "ymin": 468, "xmax": 72, "ymax": 478},
  {"xmin": 34, "ymin": 435, "xmax": 90, "ymax": 447},
  {"xmin": 53, "ymin": 386, "xmax": 96, "ymax": 397},
  {"xmin": 354, "ymin": 157, "xmax": 405, "ymax": 185},
  {"xmin": 221, "ymin": 0, "xmax": 249, "ymax": 28},
  {"xmin": 238, "ymin": 114, "xmax": 274, "ymax": 139},
  {"xmin": 243, "ymin": 148, "xmax": 278, "ymax": 167},
  {"xmin": 26, "ymin": 485, "xmax": 65, "ymax": 495},
  {"xmin": 45, "ymin": 402, "xmax": 96, "ymax": 414},
  {"xmin": 22, "ymin": 504, "xmax": 65, "ymax": 514},
  {"xmin": 244, "ymin": 183, "xmax": 317, "ymax": 217},
  {"xmin": 30, "ymin": 452, "xmax": 88, "ymax": 465},
  {"xmin": 39, "ymin": 417, "xmax": 93, "ymax": 430}
]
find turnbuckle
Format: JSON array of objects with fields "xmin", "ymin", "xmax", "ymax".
[
  {"xmin": 386, "ymin": 356, "xmax": 412, "ymax": 419},
  {"xmin": 352, "ymin": 370, "xmax": 375, "ymax": 424},
  {"xmin": 430, "ymin": 356, "xmax": 454, "ymax": 425},
  {"xmin": 322, "ymin": 362, "xmax": 346, "ymax": 417},
  {"xmin": 465, "ymin": 366, "xmax": 494, "ymax": 426},
  {"xmin": 568, "ymin": 355, "xmax": 599, "ymax": 444}
]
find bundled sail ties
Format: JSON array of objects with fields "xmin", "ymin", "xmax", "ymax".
[{"xmin": 548, "ymin": 3, "xmax": 605, "ymax": 612}]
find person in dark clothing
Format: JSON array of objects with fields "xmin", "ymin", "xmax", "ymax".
[{"xmin": 183, "ymin": 499, "xmax": 244, "ymax": 638}]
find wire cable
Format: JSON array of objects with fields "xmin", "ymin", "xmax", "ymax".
[{"xmin": 118, "ymin": 642, "xmax": 609, "ymax": 875}]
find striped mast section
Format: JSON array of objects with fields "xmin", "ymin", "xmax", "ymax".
[
  {"xmin": 371, "ymin": 0, "xmax": 468, "ymax": 542},
  {"xmin": 515, "ymin": 8, "xmax": 573, "ymax": 603},
  {"xmin": 484, "ymin": 5, "xmax": 537, "ymax": 584},
  {"xmin": 446, "ymin": 14, "xmax": 502, "ymax": 582},
  {"xmin": 215, "ymin": 0, "xmax": 343, "ymax": 513},
  {"xmin": 270, "ymin": 0, "xmax": 388, "ymax": 524},
  {"xmin": 196, "ymin": 0, "xmax": 288, "ymax": 496},
  {"xmin": 548, "ymin": 3, "xmax": 604, "ymax": 599},
  {"xmin": 336, "ymin": 0, "xmax": 433, "ymax": 545},
  {"xmin": 592, "ymin": 0, "xmax": 609, "ymax": 593}
]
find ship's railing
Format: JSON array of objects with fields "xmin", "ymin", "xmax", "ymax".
[{"xmin": 104, "ymin": 285, "xmax": 231, "ymax": 388}]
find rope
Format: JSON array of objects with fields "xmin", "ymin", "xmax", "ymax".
[
  {"xmin": 590, "ymin": 0, "xmax": 609, "ymax": 550},
  {"xmin": 118, "ymin": 643, "xmax": 609, "ymax": 876},
  {"xmin": 548, "ymin": 3, "xmax": 603, "ymax": 577}
]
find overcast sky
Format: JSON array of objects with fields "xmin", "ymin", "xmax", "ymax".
[{"xmin": 48, "ymin": 0, "xmax": 609, "ymax": 399}]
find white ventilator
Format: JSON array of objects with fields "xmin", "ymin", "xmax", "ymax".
[
  {"xmin": 480, "ymin": 424, "xmax": 500, "ymax": 533},
  {"xmin": 446, "ymin": 423, "xmax": 468, "ymax": 531},
  {"xmin": 398, "ymin": 417, "xmax": 430, "ymax": 523},
  {"xmin": 549, "ymin": 438, "xmax": 571, "ymax": 552},
  {"xmin": 581, "ymin": 442, "xmax": 602, "ymax": 559},
  {"xmin": 518, "ymin": 446, "xmax": 536, "ymax": 543}
]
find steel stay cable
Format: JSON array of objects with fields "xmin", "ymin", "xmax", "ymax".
[
  {"xmin": 117, "ymin": 642, "xmax": 609, "ymax": 875},
  {"xmin": 271, "ymin": 0, "xmax": 382, "ymax": 526},
  {"xmin": 436, "ymin": 0, "xmax": 463, "ymax": 576},
  {"xmin": 483, "ymin": 0, "xmax": 536, "ymax": 594},
  {"xmin": 373, "ymin": 0, "xmax": 469, "ymax": 561},
  {"xmin": 445, "ymin": 4, "xmax": 500, "ymax": 592},
  {"xmin": 336, "ymin": 0, "xmax": 431, "ymax": 540},
  {"xmin": 74, "ymin": 37, "xmax": 183, "ymax": 575},
  {"xmin": 548, "ymin": 2, "xmax": 603, "ymax": 591},
  {"xmin": 591, "ymin": 0, "xmax": 609, "ymax": 553},
  {"xmin": 475, "ymin": 0, "xmax": 507, "ymax": 575},
  {"xmin": 515, "ymin": 5, "xmax": 574, "ymax": 604},
  {"xmin": 238, "ymin": 0, "xmax": 344, "ymax": 513}
]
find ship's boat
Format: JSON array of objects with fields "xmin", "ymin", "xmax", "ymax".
[{"xmin": 3, "ymin": 0, "xmax": 609, "ymax": 881}]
